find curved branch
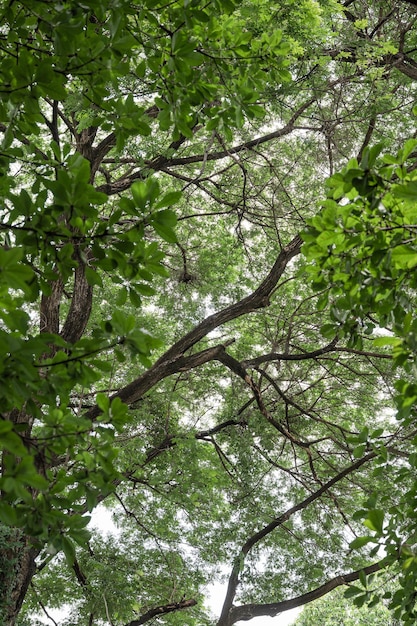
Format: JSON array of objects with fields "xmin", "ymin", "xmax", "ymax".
[
  {"xmin": 97, "ymin": 97, "xmax": 317, "ymax": 195},
  {"xmin": 228, "ymin": 561, "xmax": 384, "ymax": 624},
  {"xmin": 86, "ymin": 234, "xmax": 302, "ymax": 418},
  {"xmin": 242, "ymin": 341, "xmax": 392, "ymax": 367},
  {"xmin": 242, "ymin": 338, "xmax": 339, "ymax": 366},
  {"xmin": 216, "ymin": 452, "xmax": 376, "ymax": 626}
]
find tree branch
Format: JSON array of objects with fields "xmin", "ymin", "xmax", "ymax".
[
  {"xmin": 216, "ymin": 349, "xmax": 312, "ymax": 448},
  {"xmin": 240, "ymin": 340, "xmax": 392, "ymax": 367},
  {"xmin": 242, "ymin": 338, "xmax": 339, "ymax": 366},
  {"xmin": 228, "ymin": 561, "xmax": 384, "ymax": 624},
  {"xmin": 125, "ymin": 598, "xmax": 197, "ymax": 626},
  {"xmin": 216, "ymin": 453, "xmax": 376, "ymax": 626},
  {"xmin": 96, "ymin": 98, "xmax": 317, "ymax": 195},
  {"xmin": 60, "ymin": 247, "xmax": 93, "ymax": 344},
  {"xmin": 86, "ymin": 234, "xmax": 302, "ymax": 418},
  {"xmin": 144, "ymin": 413, "xmax": 247, "ymax": 464}
]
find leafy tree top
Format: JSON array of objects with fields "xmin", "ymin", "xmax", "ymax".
[{"xmin": 2, "ymin": 1, "xmax": 417, "ymax": 626}]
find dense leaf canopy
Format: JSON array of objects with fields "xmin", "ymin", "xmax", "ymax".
[{"xmin": 1, "ymin": 1, "xmax": 417, "ymax": 625}]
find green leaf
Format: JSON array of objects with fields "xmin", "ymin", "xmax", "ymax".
[
  {"xmin": 373, "ymin": 336, "xmax": 402, "ymax": 347},
  {"xmin": 344, "ymin": 585, "xmax": 363, "ymax": 598},
  {"xmin": 152, "ymin": 221, "xmax": 178, "ymax": 243},
  {"xmin": 401, "ymin": 138, "xmax": 417, "ymax": 161},
  {"xmin": 391, "ymin": 245, "xmax": 417, "ymax": 269},
  {"xmin": 116, "ymin": 286, "xmax": 128, "ymax": 305},
  {"xmin": 0, "ymin": 431, "xmax": 28, "ymax": 456},
  {"xmin": 0, "ymin": 503, "xmax": 18, "ymax": 525},
  {"xmin": 96, "ymin": 393, "xmax": 110, "ymax": 412},
  {"xmin": 364, "ymin": 509, "xmax": 384, "ymax": 535},
  {"xmin": 85, "ymin": 266, "xmax": 103, "ymax": 287},
  {"xmin": 393, "ymin": 181, "xmax": 417, "ymax": 200},
  {"xmin": 316, "ymin": 231, "xmax": 337, "ymax": 248},
  {"xmin": 353, "ymin": 443, "xmax": 366, "ymax": 458},
  {"xmin": 131, "ymin": 181, "xmax": 148, "ymax": 210},
  {"xmin": 134, "ymin": 283, "xmax": 156, "ymax": 296},
  {"xmin": 155, "ymin": 191, "xmax": 182, "ymax": 209},
  {"xmin": 349, "ymin": 536, "xmax": 376, "ymax": 550},
  {"xmin": 60, "ymin": 536, "xmax": 76, "ymax": 564},
  {"xmin": 359, "ymin": 569, "xmax": 367, "ymax": 587},
  {"xmin": 0, "ymin": 420, "xmax": 14, "ymax": 434},
  {"xmin": 136, "ymin": 120, "xmax": 152, "ymax": 136},
  {"xmin": 320, "ymin": 323, "xmax": 338, "ymax": 339},
  {"xmin": 152, "ymin": 209, "xmax": 177, "ymax": 227}
]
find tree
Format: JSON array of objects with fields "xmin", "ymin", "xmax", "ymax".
[{"xmin": 1, "ymin": 1, "xmax": 417, "ymax": 625}]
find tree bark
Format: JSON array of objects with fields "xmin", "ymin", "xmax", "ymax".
[
  {"xmin": 0, "ymin": 527, "xmax": 39, "ymax": 626},
  {"xmin": 60, "ymin": 247, "xmax": 93, "ymax": 344},
  {"xmin": 226, "ymin": 561, "xmax": 384, "ymax": 625}
]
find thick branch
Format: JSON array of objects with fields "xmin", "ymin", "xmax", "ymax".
[
  {"xmin": 60, "ymin": 248, "xmax": 93, "ymax": 344},
  {"xmin": 86, "ymin": 234, "xmax": 302, "ymax": 418},
  {"xmin": 216, "ymin": 452, "xmax": 375, "ymax": 626},
  {"xmin": 40, "ymin": 276, "xmax": 64, "ymax": 335},
  {"xmin": 229, "ymin": 561, "xmax": 384, "ymax": 624}
]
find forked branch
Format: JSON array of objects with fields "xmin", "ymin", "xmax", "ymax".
[
  {"xmin": 216, "ymin": 452, "xmax": 376, "ymax": 626},
  {"xmin": 228, "ymin": 560, "xmax": 383, "ymax": 624}
]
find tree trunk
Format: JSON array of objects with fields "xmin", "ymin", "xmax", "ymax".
[{"xmin": 0, "ymin": 527, "xmax": 39, "ymax": 626}]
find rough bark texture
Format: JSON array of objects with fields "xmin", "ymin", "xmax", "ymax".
[
  {"xmin": 40, "ymin": 276, "xmax": 64, "ymax": 335},
  {"xmin": 0, "ymin": 528, "xmax": 39, "ymax": 626},
  {"xmin": 60, "ymin": 247, "xmax": 94, "ymax": 344}
]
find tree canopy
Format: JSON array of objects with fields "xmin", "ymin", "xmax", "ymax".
[
  {"xmin": 1, "ymin": 1, "xmax": 417, "ymax": 625},
  {"xmin": 294, "ymin": 584, "xmax": 402, "ymax": 625}
]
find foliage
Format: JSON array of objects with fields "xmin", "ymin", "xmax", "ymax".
[
  {"xmin": 294, "ymin": 585, "xmax": 402, "ymax": 625},
  {"xmin": 1, "ymin": 1, "xmax": 417, "ymax": 626},
  {"xmin": 302, "ymin": 138, "xmax": 417, "ymax": 624},
  {"xmin": 0, "ymin": 0, "xmax": 292, "ymax": 546}
]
